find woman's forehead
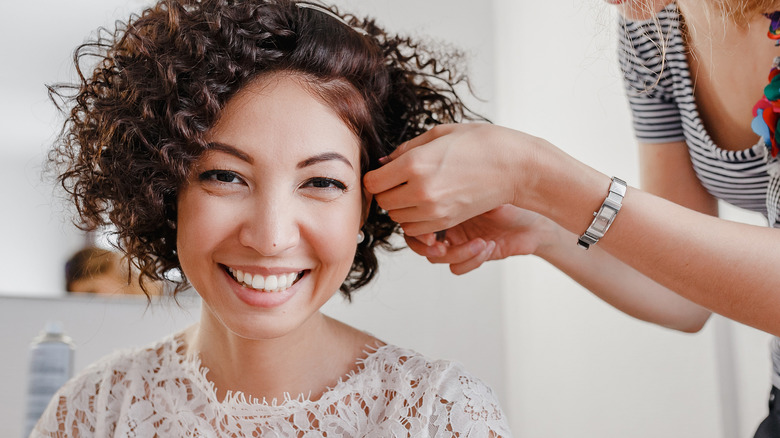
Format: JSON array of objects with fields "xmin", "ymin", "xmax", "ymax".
[{"xmin": 205, "ymin": 75, "xmax": 362, "ymax": 166}]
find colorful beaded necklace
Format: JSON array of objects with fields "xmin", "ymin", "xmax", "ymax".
[{"xmin": 751, "ymin": 11, "xmax": 780, "ymax": 225}]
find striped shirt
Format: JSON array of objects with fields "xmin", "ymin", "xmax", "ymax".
[
  {"xmin": 617, "ymin": 2, "xmax": 778, "ymax": 226},
  {"xmin": 618, "ymin": 2, "xmax": 780, "ymax": 390}
]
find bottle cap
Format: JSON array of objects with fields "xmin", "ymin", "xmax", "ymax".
[{"xmin": 44, "ymin": 321, "xmax": 64, "ymax": 335}]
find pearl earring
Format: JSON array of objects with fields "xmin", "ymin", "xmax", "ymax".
[{"xmin": 357, "ymin": 230, "xmax": 365, "ymax": 244}]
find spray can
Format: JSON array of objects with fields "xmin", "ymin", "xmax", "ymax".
[{"xmin": 22, "ymin": 321, "xmax": 75, "ymax": 437}]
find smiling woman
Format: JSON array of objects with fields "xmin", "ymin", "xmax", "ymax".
[
  {"xmin": 35, "ymin": 0, "xmax": 510, "ymax": 436},
  {"xmin": 177, "ymin": 75, "xmax": 367, "ymax": 346}
]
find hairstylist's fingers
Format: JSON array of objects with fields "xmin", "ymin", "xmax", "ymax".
[
  {"xmin": 362, "ymin": 161, "xmax": 408, "ymax": 195},
  {"xmin": 404, "ymin": 234, "xmax": 447, "ymax": 258},
  {"xmin": 371, "ymin": 184, "xmax": 420, "ymax": 212},
  {"xmin": 450, "ymin": 240, "xmax": 496, "ymax": 276},
  {"xmin": 385, "ymin": 124, "xmax": 457, "ymax": 161},
  {"xmin": 365, "ymin": 124, "xmax": 461, "ymax": 195},
  {"xmin": 397, "ymin": 217, "xmax": 452, "ymax": 237},
  {"xmin": 416, "ymin": 232, "xmax": 437, "ymax": 247},
  {"xmin": 426, "ymin": 238, "xmax": 488, "ymax": 265}
]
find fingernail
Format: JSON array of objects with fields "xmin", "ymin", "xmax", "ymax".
[
  {"xmin": 378, "ymin": 156, "xmax": 389, "ymax": 164},
  {"xmin": 430, "ymin": 243, "xmax": 446, "ymax": 257},
  {"xmin": 469, "ymin": 240, "xmax": 486, "ymax": 255}
]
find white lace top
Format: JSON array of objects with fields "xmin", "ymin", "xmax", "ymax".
[{"xmin": 31, "ymin": 333, "xmax": 511, "ymax": 437}]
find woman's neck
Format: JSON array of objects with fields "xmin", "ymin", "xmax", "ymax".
[
  {"xmin": 186, "ymin": 310, "xmax": 379, "ymax": 403},
  {"xmin": 677, "ymin": 0, "xmax": 769, "ymax": 44}
]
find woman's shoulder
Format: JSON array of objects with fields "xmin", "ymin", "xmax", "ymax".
[
  {"xmin": 618, "ymin": 2, "xmax": 684, "ymax": 60},
  {"xmin": 361, "ymin": 343, "xmax": 466, "ymax": 379},
  {"xmin": 617, "ymin": 2, "xmax": 689, "ymax": 101},
  {"xmin": 358, "ymin": 343, "xmax": 492, "ymax": 388},
  {"xmin": 352, "ymin": 344, "xmax": 511, "ymax": 436}
]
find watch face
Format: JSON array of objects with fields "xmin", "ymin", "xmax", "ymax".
[{"xmin": 592, "ymin": 207, "xmax": 617, "ymax": 234}]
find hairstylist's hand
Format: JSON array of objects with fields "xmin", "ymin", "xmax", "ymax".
[
  {"xmin": 363, "ymin": 123, "xmax": 522, "ymax": 237},
  {"xmin": 405, "ymin": 204, "xmax": 553, "ymax": 275}
]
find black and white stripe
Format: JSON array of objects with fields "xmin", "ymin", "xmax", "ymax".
[{"xmin": 617, "ymin": 3, "xmax": 777, "ymax": 224}]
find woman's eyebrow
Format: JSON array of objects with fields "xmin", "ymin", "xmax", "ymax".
[
  {"xmin": 206, "ymin": 143, "xmax": 353, "ymax": 169},
  {"xmin": 206, "ymin": 142, "xmax": 253, "ymax": 163},
  {"xmin": 297, "ymin": 152, "xmax": 354, "ymax": 169}
]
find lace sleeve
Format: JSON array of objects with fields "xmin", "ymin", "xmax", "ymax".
[{"xmin": 429, "ymin": 364, "xmax": 512, "ymax": 437}]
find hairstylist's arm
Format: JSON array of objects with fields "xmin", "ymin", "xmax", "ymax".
[
  {"xmin": 364, "ymin": 123, "xmax": 780, "ymax": 336},
  {"xmin": 365, "ymin": 124, "xmax": 711, "ymax": 332}
]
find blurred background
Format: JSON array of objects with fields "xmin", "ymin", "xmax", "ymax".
[{"xmin": 0, "ymin": 0, "xmax": 772, "ymax": 437}]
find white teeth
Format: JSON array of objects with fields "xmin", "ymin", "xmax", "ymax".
[
  {"xmin": 251, "ymin": 274, "xmax": 265, "ymax": 290},
  {"xmin": 228, "ymin": 267, "xmax": 300, "ymax": 292},
  {"xmin": 265, "ymin": 275, "xmax": 278, "ymax": 291}
]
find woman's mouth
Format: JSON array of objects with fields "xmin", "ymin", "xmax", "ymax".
[{"xmin": 226, "ymin": 266, "xmax": 305, "ymax": 292}]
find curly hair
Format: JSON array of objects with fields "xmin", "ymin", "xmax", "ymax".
[{"xmin": 49, "ymin": 0, "xmax": 485, "ymax": 298}]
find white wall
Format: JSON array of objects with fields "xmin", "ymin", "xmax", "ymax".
[{"xmin": 494, "ymin": 1, "xmax": 772, "ymax": 436}]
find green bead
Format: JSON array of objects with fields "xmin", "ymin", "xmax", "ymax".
[
  {"xmin": 775, "ymin": 119, "xmax": 780, "ymax": 145},
  {"xmin": 765, "ymin": 75, "xmax": 780, "ymax": 101}
]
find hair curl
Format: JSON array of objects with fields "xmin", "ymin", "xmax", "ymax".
[{"xmin": 49, "ymin": 0, "xmax": 485, "ymax": 299}]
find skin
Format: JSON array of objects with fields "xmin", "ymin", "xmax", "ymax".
[
  {"xmin": 362, "ymin": 0, "xmax": 780, "ymax": 335},
  {"xmin": 177, "ymin": 73, "xmax": 378, "ymax": 402}
]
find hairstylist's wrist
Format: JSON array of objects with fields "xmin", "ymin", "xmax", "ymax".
[
  {"xmin": 508, "ymin": 134, "xmax": 568, "ymax": 215},
  {"xmin": 508, "ymin": 134, "xmax": 612, "ymax": 238},
  {"xmin": 480, "ymin": 124, "xmax": 527, "ymax": 208}
]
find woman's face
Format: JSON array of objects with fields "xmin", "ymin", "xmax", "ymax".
[
  {"xmin": 176, "ymin": 74, "xmax": 364, "ymax": 340},
  {"xmin": 605, "ymin": 0, "xmax": 671, "ymax": 20}
]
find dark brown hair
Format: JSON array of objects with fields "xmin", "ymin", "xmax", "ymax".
[{"xmin": 49, "ymin": 0, "xmax": 484, "ymax": 298}]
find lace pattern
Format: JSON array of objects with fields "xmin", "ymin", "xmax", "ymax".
[{"xmin": 31, "ymin": 334, "xmax": 511, "ymax": 437}]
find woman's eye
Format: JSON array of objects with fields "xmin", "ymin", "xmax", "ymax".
[
  {"xmin": 199, "ymin": 170, "xmax": 243, "ymax": 184},
  {"xmin": 304, "ymin": 177, "xmax": 347, "ymax": 191}
]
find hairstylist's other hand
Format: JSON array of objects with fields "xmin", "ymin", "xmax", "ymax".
[
  {"xmin": 363, "ymin": 123, "xmax": 522, "ymax": 237},
  {"xmin": 404, "ymin": 204, "xmax": 553, "ymax": 275}
]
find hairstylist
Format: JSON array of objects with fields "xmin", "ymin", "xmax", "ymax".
[{"xmin": 363, "ymin": 0, "xmax": 780, "ymax": 435}]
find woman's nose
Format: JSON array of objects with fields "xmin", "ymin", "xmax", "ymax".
[{"xmin": 237, "ymin": 192, "xmax": 300, "ymax": 256}]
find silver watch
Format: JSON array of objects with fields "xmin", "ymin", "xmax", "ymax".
[{"xmin": 577, "ymin": 177, "xmax": 627, "ymax": 250}]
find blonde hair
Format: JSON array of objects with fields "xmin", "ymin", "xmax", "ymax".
[
  {"xmin": 713, "ymin": 0, "xmax": 780, "ymax": 26},
  {"xmin": 622, "ymin": 0, "xmax": 780, "ymax": 93}
]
